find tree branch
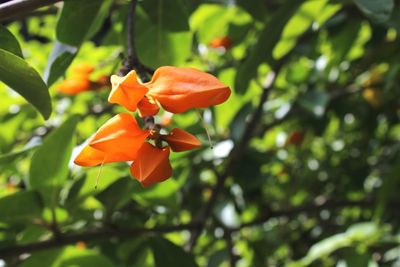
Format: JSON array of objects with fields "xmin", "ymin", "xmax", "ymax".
[
  {"xmin": 0, "ymin": 0, "xmax": 61, "ymax": 22},
  {"xmin": 118, "ymin": 0, "xmax": 153, "ymax": 80},
  {"xmin": 0, "ymin": 223, "xmax": 199, "ymax": 258},
  {"xmin": 2, "ymin": 198, "xmax": 393, "ymax": 257}
]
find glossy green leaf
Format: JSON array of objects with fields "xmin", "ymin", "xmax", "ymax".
[
  {"xmin": 0, "ymin": 25, "xmax": 23, "ymax": 57},
  {"xmin": 134, "ymin": 6, "xmax": 192, "ymax": 68},
  {"xmin": 44, "ymin": 41, "xmax": 77, "ymax": 86},
  {"xmin": 149, "ymin": 237, "xmax": 199, "ymax": 267},
  {"xmin": 0, "ymin": 48, "xmax": 51, "ymax": 119},
  {"xmin": 140, "ymin": 0, "xmax": 189, "ymax": 32},
  {"xmin": 0, "ymin": 191, "xmax": 42, "ymax": 223},
  {"xmin": 56, "ymin": 0, "xmax": 104, "ymax": 46},
  {"xmin": 86, "ymin": 0, "xmax": 113, "ymax": 39},
  {"xmin": 234, "ymin": 2, "xmax": 301, "ymax": 93},
  {"xmin": 29, "ymin": 115, "xmax": 80, "ymax": 189},
  {"xmin": 353, "ymin": 0, "xmax": 394, "ymax": 23}
]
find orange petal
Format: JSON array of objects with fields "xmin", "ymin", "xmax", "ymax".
[
  {"xmin": 130, "ymin": 143, "xmax": 172, "ymax": 187},
  {"xmin": 146, "ymin": 66, "xmax": 231, "ymax": 113},
  {"xmin": 89, "ymin": 113, "xmax": 150, "ymax": 161},
  {"xmin": 74, "ymin": 144, "xmax": 134, "ymax": 167},
  {"xmin": 163, "ymin": 128, "xmax": 201, "ymax": 152},
  {"xmin": 71, "ymin": 63, "xmax": 94, "ymax": 75},
  {"xmin": 109, "ymin": 70, "xmax": 149, "ymax": 111},
  {"xmin": 57, "ymin": 78, "xmax": 91, "ymax": 95},
  {"xmin": 137, "ymin": 97, "xmax": 160, "ymax": 117}
]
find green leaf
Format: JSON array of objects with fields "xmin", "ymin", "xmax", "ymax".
[
  {"xmin": 0, "ymin": 191, "xmax": 42, "ymax": 223},
  {"xmin": 234, "ymin": 2, "xmax": 301, "ymax": 93},
  {"xmin": 229, "ymin": 102, "xmax": 253, "ymax": 143},
  {"xmin": 0, "ymin": 146, "xmax": 37, "ymax": 166},
  {"xmin": 207, "ymin": 249, "xmax": 229, "ymax": 267},
  {"xmin": 0, "ymin": 48, "xmax": 51, "ymax": 119},
  {"xmin": 56, "ymin": 0, "xmax": 104, "ymax": 46},
  {"xmin": 273, "ymin": 0, "xmax": 328, "ymax": 60},
  {"xmin": 86, "ymin": 0, "xmax": 113, "ymax": 39},
  {"xmin": 298, "ymin": 91, "xmax": 329, "ymax": 117},
  {"xmin": 96, "ymin": 177, "xmax": 136, "ymax": 210},
  {"xmin": 0, "ymin": 25, "xmax": 23, "ymax": 57},
  {"xmin": 134, "ymin": 6, "xmax": 192, "ymax": 68},
  {"xmin": 329, "ymin": 21, "xmax": 362, "ymax": 64},
  {"xmin": 140, "ymin": 0, "xmax": 189, "ymax": 32},
  {"xmin": 20, "ymin": 247, "xmax": 114, "ymax": 267},
  {"xmin": 149, "ymin": 237, "xmax": 199, "ymax": 267},
  {"xmin": 353, "ymin": 0, "xmax": 394, "ymax": 24},
  {"xmin": 29, "ymin": 115, "xmax": 80, "ymax": 189},
  {"xmin": 44, "ymin": 41, "xmax": 77, "ymax": 86}
]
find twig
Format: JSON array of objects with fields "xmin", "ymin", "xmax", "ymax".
[
  {"xmin": 118, "ymin": 0, "xmax": 154, "ymax": 80},
  {"xmin": 0, "ymin": 0, "xmax": 61, "ymax": 22}
]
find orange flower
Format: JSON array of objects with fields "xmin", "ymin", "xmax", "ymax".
[
  {"xmin": 57, "ymin": 64, "xmax": 110, "ymax": 95},
  {"xmin": 210, "ymin": 36, "xmax": 232, "ymax": 50},
  {"xmin": 74, "ymin": 113, "xmax": 201, "ymax": 186},
  {"xmin": 109, "ymin": 66, "xmax": 231, "ymax": 116}
]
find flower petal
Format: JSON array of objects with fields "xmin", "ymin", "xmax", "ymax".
[
  {"xmin": 89, "ymin": 113, "xmax": 150, "ymax": 161},
  {"xmin": 146, "ymin": 66, "xmax": 231, "ymax": 113},
  {"xmin": 137, "ymin": 96, "xmax": 160, "ymax": 117},
  {"xmin": 74, "ymin": 144, "xmax": 134, "ymax": 167},
  {"xmin": 163, "ymin": 128, "xmax": 201, "ymax": 152},
  {"xmin": 57, "ymin": 78, "xmax": 91, "ymax": 95},
  {"xmin": 109, "ymin": 70, "xmax": 149, "ymax": 111},
  {"xmin": 130, "ymin": 143, "xmax": 172, "ymax": 187},
  {"xmin": 71, "ymin": 63, "xmax": 94, "ymax": 75}
]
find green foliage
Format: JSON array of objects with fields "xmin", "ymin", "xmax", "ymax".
[
  {"xmin": 149, "ymin": 237, "xmax": 198, "ymax": 267},
  {"xmin": 29, "ymin": 115, "xmax": 79, "ymax": 191},
  {"xmin": 55, "ymin": 0, "xmax": 104, "ymax": 47},
  {"xmin": 1, "ymin": 0, "xmax": 400, "ymax": 266},
  {"xmin": 0, "ymin": 25, "xmax": 23, "ymax": 57},
  {"xmin": 0, "ymin": 191, "xmax": 42, "ymax": 224},
  {"xmin": 0, "ymin": 48, "xmax": 51, "ymax": 119}
]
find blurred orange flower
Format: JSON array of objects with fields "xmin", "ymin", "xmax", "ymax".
[
  {"xmin": 74, "ymin": 113, "xmax": 201, "ymax": 186},
  {"xmin": 109, "ymin": 66, "xmax": 231, "ymax": 116},
  {"xmin": 209, "ymin": 36, "xmax": 232, "ymax": 50},
  {"xmin": 57, "ymin": 63, "xmax": 110, "ymax": 95}
]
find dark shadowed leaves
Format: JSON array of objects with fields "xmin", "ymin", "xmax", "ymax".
[{"xmin": 149, "ymin": 237, "xmax": 199, "ymax": 267}]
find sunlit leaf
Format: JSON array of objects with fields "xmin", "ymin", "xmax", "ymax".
[
  {"xmin": 0, "ymin": 48, "xmax": 51, "ymax": 119},
  {"xmin": 0, "ymin": 25, "xmax": 23, "ymax": 57}
]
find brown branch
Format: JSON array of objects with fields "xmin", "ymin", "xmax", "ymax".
[
  {"xmin": 2, "ymin": 198, "xmax": 393, "ymax": 258},
  {"xmin": 0, "ymin": 0, "xmax": 61, "ymax": 22},
  {"xmin": 0, "ymin": 223, "xmax": 199, "ymax": 258},
  {"xmin": 118, "ymin": 0, "xmax": 153, "ymax": 80}
]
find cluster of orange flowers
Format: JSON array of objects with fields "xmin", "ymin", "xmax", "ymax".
[
  {"xmin": 74, "ymin": 66, "xmax": 231, "ymax": 186},
  {"xmin": 57, "ymin": 64, "xmax": 109, "ymax": 95}
]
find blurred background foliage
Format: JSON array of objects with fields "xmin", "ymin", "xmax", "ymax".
[{"xmin": 0, "ymin": 0, "xmax": 400, "ymax": 266}]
